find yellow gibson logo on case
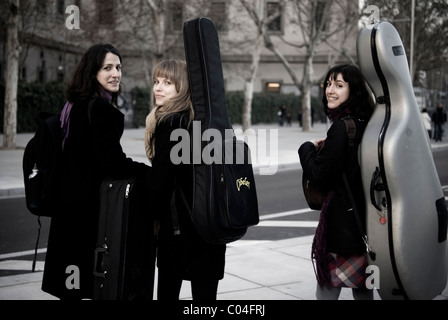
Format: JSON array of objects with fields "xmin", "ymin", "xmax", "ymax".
[{"xmin": 236, "ymin": 177, "xmax": 250, "ymax": 191}]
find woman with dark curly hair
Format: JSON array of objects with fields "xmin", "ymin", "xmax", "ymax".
[
  {"xmin": 299, "ymin": 64, "xmax": 374, "ymax": 300},
  {"xmin": 42, "ymin": 43, "xmax": 153, "ymax": 300}
]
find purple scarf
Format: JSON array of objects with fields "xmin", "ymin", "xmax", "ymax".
[
  {"xmin": 60, "ymin": 90, "xmax": 113, "ymax": 150},
  {"xmin": 311, "ymin": 190, "xmax": 334, "ymax": 288},
  {"xmin": 327, "ymin": 105, "xmax": 352, "ymax": 122},
  {"xmin": 60, "ymin": 101, "xmax": 73, "ymax": 151}
]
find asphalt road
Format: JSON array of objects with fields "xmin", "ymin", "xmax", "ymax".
[{"xmin": 0, "ymin": 147, "xmax": 447, "ymax": 261}]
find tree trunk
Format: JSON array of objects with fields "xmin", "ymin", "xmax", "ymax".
[
  {"xmin": 242, "ymin": 32, "xmax": 263, "ymax": 132},
  {"xmin": 3, "ymin": 0, "xmax": 21, "ymax": 149},
  {"xmin": 300, "ymin": 53, "xmax": 313, "ymax": 132},
  {"xmin": 301, "ymin": 87, "xmax": 312, "ymax": 131},
  {"xmin": 242, "ymin": 81, "xmax": 254, "ymax": 132}
]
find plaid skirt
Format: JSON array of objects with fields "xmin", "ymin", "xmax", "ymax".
[{"xmin": 328, "ymin": 253, "xmax": 368, "ymax": 288}]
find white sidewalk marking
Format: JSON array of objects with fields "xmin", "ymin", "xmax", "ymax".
[
  {"xmin": 0, "ymin": 209, "xmax": 316, "ymax": 266},
  {"xmin": 0, "ymin": 260, "xmax": 44, "ymax": 272},
  {"xmin": 0, "ymin": 248, "xmax": 46, "ymax": 260},
  {"xmin": 260, "ymin": 208, "xmax": 315, "ymax": 220},
  {"xmin": 257, "ymin": 220, "xmax": 318, "ymax": 228},
  {"xmin": 227, "ymin": 240, "xmax": 271, "ymax": 248}
]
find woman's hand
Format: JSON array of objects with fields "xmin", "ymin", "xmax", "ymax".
[{"xmin": 311, "ymin": 138, "xmax": 325, "ymax": 148}]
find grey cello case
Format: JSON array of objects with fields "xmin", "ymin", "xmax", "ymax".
[{"xmin": 356, "ymin": 22, "xmax": 448, "ymax": 300}]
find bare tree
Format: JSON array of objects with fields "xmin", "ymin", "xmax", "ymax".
[
  {"xmin": 1, "ymin": 0, "xmax": 81, "ymax": 148},
  {"xmin": 116, "ymin": 0, "xmax": 214, "ymax": 113},
  {"xmin": 360, "ymin": 0, "xmax": 448, "ymax": 88},
  {"xmin": 118, "ymin": 0, "xmax": 213, "ymax": 88},
  {"xmin": 239, "ymin": 0, "xmax": 287, "ymax": 131},
  {"xmin": 118, "ymin": 0, "xmax": 169, "ymax": 88},
  {"xmin": 263, "ymin": 0, "xmax": 359, "ymax": 131},
  {"xmin": 2, "ymin": 0, "xmax": 21, "ymax": 149}
]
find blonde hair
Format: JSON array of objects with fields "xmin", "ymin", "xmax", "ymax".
[
  {"xmin": 145, "ymin": 59, "xmax": 194, "ymax": 162},
  {"xmin": 152, "ymin": 59, "xmax": 194, "ymax": 124}
]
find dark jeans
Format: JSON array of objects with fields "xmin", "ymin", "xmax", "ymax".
[
  {"xmin": 157, "ymin": 269, "xmax": 219, "ymax": 301},
  {"xmin": 434, "ymin": 124, "xmax": 444, "ymax": 141}
]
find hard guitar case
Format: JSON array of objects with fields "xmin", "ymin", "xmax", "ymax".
[
  {"xmin": 183, "ymin": 17, "xmax": 259, "ymax": 244},
  {"xmin": 357, "ymin": 22, "xmax": 448, "ymax": 300},
  {"xmin": 93, "ymin": 178, "xmax": 155, "ymax": 300}
]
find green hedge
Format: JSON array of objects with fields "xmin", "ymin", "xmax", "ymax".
[
  {"xmin": 0, "ymin": 81, "xmax": 66, "ymax": 133},
  {"xmin": 130, "ymin": 87, "xmax": 151, "ymax": 128},
  {"xmin": 130, "ymin": 89, "xmax": 322, "ymax": 127},
  {"xmin": 225, "ymin": 91, "xmax": 321, "ymax": 125},
  {"xmin": 1, "ymin": 82, "xmax": 322, "ymax": 133}
]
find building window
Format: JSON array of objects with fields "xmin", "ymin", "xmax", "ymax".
[
  {"xmin": 37, "ymin": 1, "xmax": 47, "ymax": 14},
  {"xmin": 21, "ymin": 67, "xmax": 27, "ymax": 81},
  {"xmin": 38, "ymin": 60, "xmax": 46, "ymax": 83},
  {"xmin": 97, "ymin": 0, "xmax": 115, "ymax": 26},
  {"xmin": 75, "ymin": 0, "xmax": 81, "ymax": 11},
  {"xmin": 315, "ymin": 0, "xmax": 329, "ymax": 32},
  {"xmin": 57, "ymin": 0, "xmax": 65, "ymax": 15},
  {"xmin": 266, "ymin": 2, "xmax": 282, "ymax": 34},
  {"xmin": 57, "ymin": 66, "xmax": 64, "ymax": 82},
  {"xmin": 208, "ymin": 1, "xmax": 227, "ymax": 32},
  {"xmin": 265, "ymin": 81, "xmax": 281, "ymax": 93},
  {"xmin": 57, "ymin": 54, "xmax": 64, "ymax": 82},
  {"xmin": 169, "ymin": 1, "xmax": 183, "ymax": 32}
]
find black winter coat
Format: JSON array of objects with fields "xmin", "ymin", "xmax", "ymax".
[
  {"xmin": 299, "ymin": 117, "xmax": 367, "ymax": 254},
  {"xmin": 152, "ymin": 112, "xmax": 226, "ymax": 281},
  {"xmin": 42, "ymin": 97, "xmax": 152, "ymax": 299}
]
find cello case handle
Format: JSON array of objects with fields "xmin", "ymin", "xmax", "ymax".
[
  {"xmin": 93, "ymin": 245, "xmax": 108, "ymax": 278},
  {"xmin": 370, "ymin": 167, "xmax": 385, "ymax": 211}
]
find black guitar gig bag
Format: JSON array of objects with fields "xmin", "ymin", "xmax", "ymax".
[{"xmin": 183, "ymin": 17, "xmax": 259, "ymax": 244}]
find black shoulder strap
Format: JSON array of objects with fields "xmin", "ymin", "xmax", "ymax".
[
  {"xmin": 342, "ymin": 172, "xmax": 376, "ymax": 260},
  {"xmin": 342, "ymin": 118, "xmax": 356, "ymax": 148},
  {"xmin": 341, "ymin": 118, "xmax": 376, "ymax": 260},
  {"xmin": 87, "ymin": 99, "xmax": 95, "ymax": 125}
]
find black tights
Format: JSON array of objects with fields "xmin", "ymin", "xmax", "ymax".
[{"xmin": 157, "ymin": 270, "xmax": 219, "ymax": 301}]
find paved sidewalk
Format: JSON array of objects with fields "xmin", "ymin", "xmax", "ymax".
[{"xmin": 1, "ymin": 121, "xmax": 448, "ymax": 300}]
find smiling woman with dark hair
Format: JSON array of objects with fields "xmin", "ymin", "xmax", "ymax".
[
  {"xmin": 299, "ymin": 64, "xmax": 374, "ymax": 300},
  {"xmin": 42, "ymin": 43, "xmax": 153, "ymax": 300},
  {"xmin": 322, "ymin": 64, "xmax": 374, "ymax": 121}
]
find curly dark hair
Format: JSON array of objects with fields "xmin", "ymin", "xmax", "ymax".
[
  {"xmin": 66, "ymin": 43, "xmax": 122, "ymax": 105},
  {"xmin": 322, "ymin": 64, "xmax": 374, "ymax": 121}
]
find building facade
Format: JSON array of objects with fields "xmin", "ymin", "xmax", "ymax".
[{"xmin": 1, "ymin": 0, "xmax": 359, "ymax": 97}]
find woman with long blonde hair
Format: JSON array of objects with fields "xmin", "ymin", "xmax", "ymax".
[
  {"xmin": 145, "ymin": 59, "xmax": 193, "ymax": 162},
  {"xmin": 145, "ymin": 59, "xmax": 226, "ymax": 301}
]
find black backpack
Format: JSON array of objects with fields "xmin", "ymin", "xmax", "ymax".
[
  {"xmin": 22, "ymin": 112, "xmax": 63, "ymax": 218},
  {"xmin": 302, "ymin": 118, "xmax": 356, "ymax": 210}
]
